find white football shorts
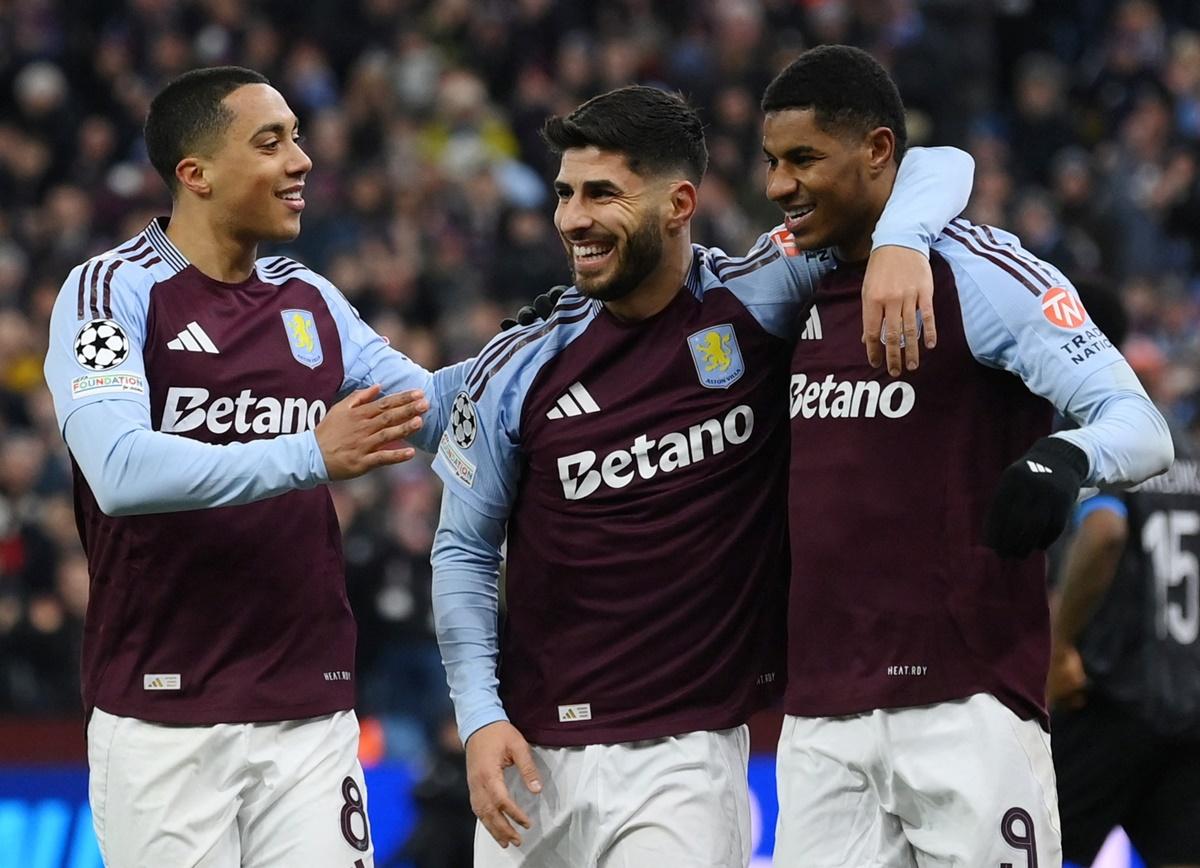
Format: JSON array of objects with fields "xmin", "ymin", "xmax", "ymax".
[
  {"xmin": 87, "ymin": 706, "xmax": 373, "ymax": 867},
  {"xmin": 475, "ymin": 725, "xmax": 751, "ymax": 868},
  {"xmin": 774, "ymin": 692, "xmax": 1061, "ymax": 867}
]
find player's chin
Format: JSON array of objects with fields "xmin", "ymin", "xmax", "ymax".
[
  {"xmin": 574, "ymin": 272, "xmax": 613, "ymax": 299},
  {"xmin": 268, "ymin": 215, "xmax": 303, "ymax": 242},
  {"xmin": 785, "ymin": 222, "xmax": 834, "ymax": 253},
  {"xmin": 577, "ymin": 276, "xmax": 636, "ymax": 303}
]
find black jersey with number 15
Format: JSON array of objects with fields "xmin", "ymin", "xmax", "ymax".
[{"xmin": 1081, "ymin": 453, "xmax": 1200, "ymax": 736}]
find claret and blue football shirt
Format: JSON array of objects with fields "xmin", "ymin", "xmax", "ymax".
[
  {"xmin": 44, "ymin": 218, "xmax": 464, "ymax": 723},
  {"xmin": 430, "ymin": 147, "xmax": 978, "ymax": 746},
  {"xmin": 784, "ymin": 217, "xmax": 1172, "ymax": 725}
]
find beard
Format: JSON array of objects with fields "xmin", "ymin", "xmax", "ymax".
[{"xmin": 570, "ymin": 217, "xmax": 663, "ymax": 303}]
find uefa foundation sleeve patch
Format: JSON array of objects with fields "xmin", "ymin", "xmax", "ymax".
[{"xmin": 70, "ymin": 372, "xmax": 145, "ymax": 399}]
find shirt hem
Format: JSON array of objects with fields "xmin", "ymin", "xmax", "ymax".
[
  {"xmin": 514, "ymin": 712, "xmax": 752, "ymax": 747},
  {"xmin": 89, "ymin": 698, "xmax": 354, "ymax": 726},
  {"xmin": 784, "ymin": 686, "xmax": 1047, "ymax": 727}
]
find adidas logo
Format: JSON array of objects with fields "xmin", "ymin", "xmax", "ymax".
[
  {"xmin": 1026, "ymin": 461, "xmax": 1053, "ymax": 474},
  {"xmin": 800, "ymin": 307, "xmax": 822, "ymax": 340},
  {"xmin": 167, "ymin": 321, "xmax": 219, "ymax": 353},
  {"xmin": 143, "ymin": 673, "xmax": 181, "ymax": 690},
  {"xmin": 547, "ymin": 382, "xmax": 601, "ymax": 420},
  {"xmin": 557, "ymin": 703, "xmax": 592, "ymax": 722}
]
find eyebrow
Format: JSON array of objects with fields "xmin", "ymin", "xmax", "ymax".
[
  {"xmin": 554, "ymin": 179, "xmax": 623, "ymax": 194},
  {"xmin": 762, "ymin": 144, "xmax": 820, "ymax": 160},
  {"xmin": 249, "ymin": 117, "xmax": 300, "ymax": 140}
]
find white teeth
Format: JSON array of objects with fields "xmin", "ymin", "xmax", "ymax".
[
  {"xmin": 279, "ymin": 191, "xmax": 302, "ymax": 200},
  {"xmin": 574, "ymin": 244, "xmax": 611, "ymax": 258}
]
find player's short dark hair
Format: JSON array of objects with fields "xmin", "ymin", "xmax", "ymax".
[
  {"xmin": 761, "ymin": 45, "xmax": 907, "ymax": 163},
  {"xmin": 145, "ymin": 66, "xmax": 270, "ymax": 193},
  {"xmin": 541, "ymin": 86, "xmax": 708, "ymax": 184}
]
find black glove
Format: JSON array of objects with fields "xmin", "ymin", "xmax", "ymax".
[
  {"xmin": 984, "ymin": 436, "xmax": 1089, "ymax": 558},
  {"xmin": 500, "ymin": 286, "xmax": 567, "ymax": 331}
]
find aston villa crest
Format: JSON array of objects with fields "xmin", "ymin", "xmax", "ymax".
[
  {"xmin": 281, "ymin": 309, "xmax": 323, "ymax": 369},
  {"xmin": 687, "ymin": 323, "xmax": 744, "ymax": 389}
]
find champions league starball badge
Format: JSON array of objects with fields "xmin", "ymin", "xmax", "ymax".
[
  {"xmin": 450, "ymin": 391, "xmax": 477, "ymax": 449},
  {"xmin": 74, "ymin": 319, "xmax": 131, "ymax": 370}
]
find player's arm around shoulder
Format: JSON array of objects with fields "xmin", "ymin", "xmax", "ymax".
[
  {"xmin": 719, "ymin": 145, "xmax": 973, "ymax": 370},
  {"xmin": 862, "ymin": 145, "xmax": 976, "ymax": 374}
]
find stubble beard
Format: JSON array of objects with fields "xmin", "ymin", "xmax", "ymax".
[{"xmin": 571, "ymin": 218, "xmax": 664, "ymax": 304}]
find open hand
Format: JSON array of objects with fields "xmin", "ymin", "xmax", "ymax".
[
  {"xmin": 466, "ymin": 721, "xmax": 543, "ymax": 847},
  {"xmin": 316, "ymin": 385, "xmax": 427, "ymax": 480}
]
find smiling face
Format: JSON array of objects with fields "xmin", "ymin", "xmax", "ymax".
[
  {"xmin": 553, "ymin": 146, "xmax": 668, "ymax": 303},
  {"xmin": 762, "ymin": 108, "xmax": 892, "ymax": 260},
  {"xmin": 200, "ymin": 83, "xmax": 312, "ymax": 244}
]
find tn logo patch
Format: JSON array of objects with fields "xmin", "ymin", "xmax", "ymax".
[
  {"xmin": 1041, "ymin": 287, "xmax": 1088, "ymax": 330},
  {"xmin": 687, "ymin": 323, "xmax": 744, "ymax": 389}
]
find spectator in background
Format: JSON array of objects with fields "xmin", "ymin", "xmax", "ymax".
[{"xmin": 1010, "ymin": 53, "xmax": 1079, "ymax": 185}]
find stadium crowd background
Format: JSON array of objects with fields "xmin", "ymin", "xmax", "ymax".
[{"xmin": 1, "ymin": 0, "xmax": 1199, "ymax": 772}]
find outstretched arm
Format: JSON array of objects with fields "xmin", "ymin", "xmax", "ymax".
[
  {"xmin": 309, "ymin": 269, "xmax": 472, "ymax": 452},
  {"xmin": 65, "ymin": 386, "xmax": 425, "ymax": 516}
]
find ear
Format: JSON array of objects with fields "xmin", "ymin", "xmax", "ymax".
[
  {"xmin": 865, "ymin": 127, "xmax": 896, "ymax": 177},
  {"xmin": 175, "ymin": 157, "xmax": 212, "ymax": 198},
  {"xmin": 665, "ymin": 180, "xmax": 698, "ymax": 232}
]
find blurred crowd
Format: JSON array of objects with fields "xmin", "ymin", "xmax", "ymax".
[{"xmin": 1, "ymin": 0, "xmax": 1199, "ymax": 771}]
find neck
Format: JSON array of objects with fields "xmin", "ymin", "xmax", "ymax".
[
  {"xmin": 833, "ymin": 165, "xmax": 898, "ymax": 263},
  {"xmin": 604, "ymin": 231, "xmax": 693, "ymax": 321},
  {"xmin": 165, "ymin": 200, "xmax": 258, "ymax": 283}
]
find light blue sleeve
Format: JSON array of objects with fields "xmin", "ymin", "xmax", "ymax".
[
  {"xmin": 44, "ymin": 260, "xmax": 153, "ymax": 431},
  {"xmin": 698, "ymin": 232, "xmax": 826, "ymax": 341},
  {"xmin": 709, "ymin": 146, "xmax": 974, "ymax": 341},
  {"xmin": 45, "ymin": 261, "xmax": 327, "ymax": 516},
  {"xmin": 431, "ymin": 490, "xmax": 509, "ymax": 743},
  {"xmin": 64, "ymin": 400, "xmax": 327, "ymax": 515},
  {"xmin": 307, "ymin": 271, "xmax": 470, "ymax": 453},
  {"xmin": 872, "ymin": 146, "xmax": 975, "ymax": 255},
  {"xmin": 940, "ymin": 227, "xmax": 1173, "ymax": 486},
  {"xmin": 429, "ymin": 337, "xmax": 545, "ymax": 519},
  {"xmin": 1051, "ymin": 367, "xmax": 1173, "ymax": 486},
  {"xmin": 429, "ymin": 315, "xmax": 594, "ymax": 740}
]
